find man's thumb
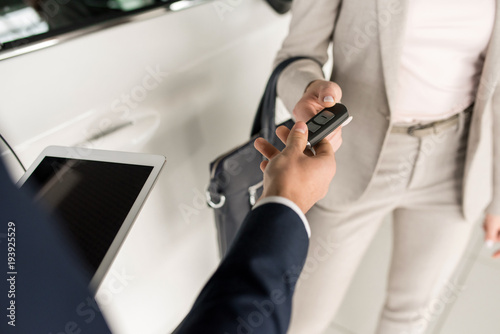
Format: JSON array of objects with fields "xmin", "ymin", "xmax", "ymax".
[{"xmin": 286, "ymin": 122, "xmax": 308, "ymax": 152}]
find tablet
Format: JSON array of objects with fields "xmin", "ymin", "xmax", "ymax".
[{"xmin": 17, "ymin": 146, "xmax": 165, "ymax": 293}]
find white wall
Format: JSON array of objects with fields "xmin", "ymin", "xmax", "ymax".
[{"xmin": 0, "ymin": 1, "xmax": 291, "ymax": 332}]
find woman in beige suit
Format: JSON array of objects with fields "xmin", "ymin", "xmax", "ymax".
[{"xmin": 274, "ymin": 0, "xmax": 500, "ymax": 333}]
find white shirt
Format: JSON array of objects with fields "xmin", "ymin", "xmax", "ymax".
[
  {"xmin": 392, "ymin": 0, "xmax": 496, "ymax": 124},
  {"xmin": 253, "ymin": 196, "xmax": 311, "ymax": 238}
]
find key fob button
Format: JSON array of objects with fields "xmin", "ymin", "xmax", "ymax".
[
  {"xmin": 307, "ymin": 122, "xmax": 321, "ymax": 133},
  {"xmin": 314, "ymin": 115, "xmax": 329, "ymax": 125},
  {"xmin": 318, "ymin": 110, "xmax": 335, "ymax": 120}
]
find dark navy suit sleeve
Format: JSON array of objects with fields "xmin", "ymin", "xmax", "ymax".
[
  {"xmin": 0, "ymin": 156, "xmax": 309, "ymax": 334},
  {"xmin": 174, "ymin": 202, "xmax": 310, "ymax": 334},
  {"xmin": 0, "ymin": 160, "xmax": 110, "ymax": 334}
]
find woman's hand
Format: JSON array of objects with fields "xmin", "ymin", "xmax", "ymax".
[
  {"xmin": 293, "ymin": 80, "xmax": 344, "ymax": 151},
  {"xmin": 483, "ymin": 214, "xmax": 500, "ymax": 258}
]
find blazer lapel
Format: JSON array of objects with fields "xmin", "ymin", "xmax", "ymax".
[
  {"xmin": 377, "ymin": 0, "xmax": 409, "ymax": 115},
  {"xmin": 475, "ymin": 0, "xmax": 500, "ymax": 110}
]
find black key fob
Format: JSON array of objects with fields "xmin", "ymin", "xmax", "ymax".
[{"xmin": 306, "ymin": 103, "xmax": 349, "ymax": 150}]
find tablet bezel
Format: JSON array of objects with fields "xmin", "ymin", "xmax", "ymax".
[{"xmin": 17, "ymin": 146, "xmax": 166, "ymax": 294}]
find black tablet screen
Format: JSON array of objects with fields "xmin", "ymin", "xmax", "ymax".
[{"xmin": 20, "ymin": 156, "xmax": 153, "ymax": 273}]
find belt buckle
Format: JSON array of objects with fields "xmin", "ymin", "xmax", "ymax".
[{"xmin": 407, "ymin": 124, "xmax": 427, "ymax": 136}]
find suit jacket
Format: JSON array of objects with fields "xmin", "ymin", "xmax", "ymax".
[
  {"xmin": 0, "ymin": 160, "xmax": 111, "ymax": 334},
  {"xmin": 274, "ymin": 0, "xmax": 500, "ymax": 221},
  {"xmin": 174, "ymin": 202, "xmax": 309, "ymax": 334},
  {"xmin": 0, "ymin": 159, "xmax": 309, "ymax": 334}
]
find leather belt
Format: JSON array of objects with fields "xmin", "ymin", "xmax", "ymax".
[{"xmin": 391, "ymin": 105, "xmax": 473, "ymax": 137}]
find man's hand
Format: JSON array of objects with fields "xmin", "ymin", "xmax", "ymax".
[
  {"xmin": 254, "ymin": 122, "xmax": 337, "ymax": 214},
  {"xmin": 484, "ymin": 214, "xmax": 500, "ymax": 258},
  {"xmin": 293, "ymin": 80, "xmax": 343, "ymax": 150}
]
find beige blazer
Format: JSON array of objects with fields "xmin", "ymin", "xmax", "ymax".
[{"xmin": 274, "ymin": 0, "xmax": 500, "ymax": 221}]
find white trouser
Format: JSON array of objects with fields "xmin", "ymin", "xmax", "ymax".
[{"xmin": 288, "ymin": 114, "xmax": 477, "ymax": 334}]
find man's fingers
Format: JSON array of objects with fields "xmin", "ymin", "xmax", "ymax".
[
  {"xmin": 326, "ymin": 128, "xmax": 343, "ymax": 152},
  {"xmin": 276, "ymin": 125, "xmax": 291, "ymax": 145},
  {"xmin": 325, "ymin": 127, "xmax": 342, "ymax": 142},
  {"xmin": 260, "ymin": 160, "xmax": 269, "ymax": 172},
  {"xmin": 331, "ymin": 137, "xmax": 343, "ymax": 153},
  {"xmin": 285, "ymin": 122, "xmax": 309, "ymax": 154},
  {"xmin": 314, "ymin": 138, "xmax": 335, "ymax": 157},
  {"xmin": 293, "ymin": 99, "xmax": 321, "ymax": 121},
  {"xmin": 254, "ymin": 138, "xmax": 280, "ymax": 160},
  {"xmin": 493, "ymin": 250, "xmax": 500, "ymax": 259}
]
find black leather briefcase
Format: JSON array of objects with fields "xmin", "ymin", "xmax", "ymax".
[{"xmin": 206, "ymin": 56, "xmax": 320, "ymax": 256}]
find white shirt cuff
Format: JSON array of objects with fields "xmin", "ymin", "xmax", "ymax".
[{"xmin": 252, "ymin": 196, "xmax": 310, "ymax": 238}]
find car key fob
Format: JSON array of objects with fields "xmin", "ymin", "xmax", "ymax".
[{"xmin": 306, "ymin": 103, "xmax": 350, "ymax": 150}]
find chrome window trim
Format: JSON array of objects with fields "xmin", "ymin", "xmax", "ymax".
[{"xmin": 0, "ymin": 0, "xmax": 212, "ymax": 61}]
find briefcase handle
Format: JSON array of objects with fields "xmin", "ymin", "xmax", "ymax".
[{"xmin": 250, "ymin": 56, "xmax": 322, "ymax": 142}]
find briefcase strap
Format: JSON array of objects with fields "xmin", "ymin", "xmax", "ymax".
[{"xmin": 250, "ymin": 56, "xmax": 322, "ymax": 141}]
